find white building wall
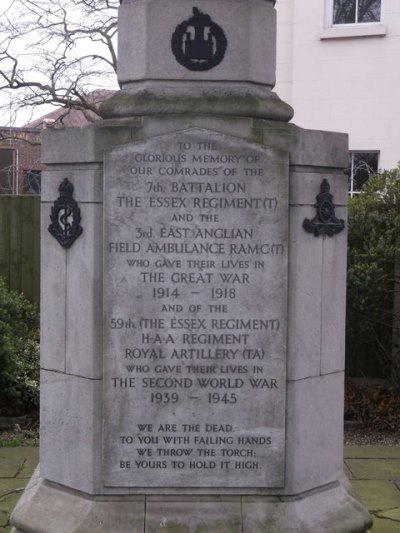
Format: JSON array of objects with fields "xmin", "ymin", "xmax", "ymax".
[{"xmin": 275, "ymin": 0, "xmax": 400, "ymax": 170}]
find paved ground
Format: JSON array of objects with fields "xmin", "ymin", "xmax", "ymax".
[
  {"xmin": 0, "ymin": 447, "xmax": 39, "ymax": 533},
  {"xmin": 344, "ymin": 446, "xmax": 400, "ymax": 532},
  {"xmin": 0, "ymin": 446, "xmax": 399, "ymax": 532}
]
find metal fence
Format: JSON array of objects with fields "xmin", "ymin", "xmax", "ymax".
[{"xmin": 0, "ymin": 195, "xmax": 40, "ymax": 304}]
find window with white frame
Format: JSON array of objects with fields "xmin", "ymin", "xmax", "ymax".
[
  {"xmin": 332, "ymin": 0, "xmax": 381, "ymax": 25},
  {"xmin": 346, "ymin": 152, "xmax": 379, "ymax": 197}
]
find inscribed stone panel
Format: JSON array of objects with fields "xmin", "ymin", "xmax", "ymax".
[{"xmin": 103, "ymin": 128, "xmax": 288, "ymax": 488}]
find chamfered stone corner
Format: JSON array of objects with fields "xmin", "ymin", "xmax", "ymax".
[
  {"xmin": 40, "ymin": 214, "xmax": 66, "ymax": 373},
  {"xmin": 242, "ymin": 480, "xmax": 372, "ymax": 532},
  {"xmin": 39, "ymin": 371, "xmax": 102, "ymax": 494},
  {"xmin": 10, "ymin": 469, "xmax": 145, "ymax": 533},
  {"xmin": 65, "ymin": 203, "xmax": 103, "ymax": 380},
  {"xmin": 285, "ymin": 372, "xmax": 345, "ymax": 494},
  {"xmin": 286, "ymin": 205, "xmax": 324, "ymax": 381},
  {"xmin": 320, "ymin": 209, "xmax": 348, "ymax": 375}
]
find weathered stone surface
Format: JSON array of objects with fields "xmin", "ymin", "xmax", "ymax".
[
  {"xmin": 118, "ymin": 0, "xmax": 276, "ymax": 87},
  {"xmin": 320, "ymin": 207, "xmax": 347, "ymax": 375},
  {"xmin": 287, "ymin": 164, "xmax": 348, "ymax": 381},
  {"xmin": 287, "ymin": 205, "xmax": 324, "ymax": 381},
  {"xmin": 41, "ymin": 198, "xmax": 103, "ymax": 379},
  {"xmin": 100, "ymin": 86, "xmax": 294, "ymax": 122},
  {"xmin": 40, "ymin": 371, "xmax": 102, "ymax": 494},
  {"xmin": 65, "ymin": 203, "xmax": 103, "ymax": 379},
  {"xmin": 289, "ymin": 171, "xmax": 348, "ymax": 206},
  {"xmin": 42, "ymin": 126, "xmax": 134, "ymax": 165},
  {"xmin": 285, "ymin": 372, "xmax": 345, "ymax": 494},
  {"xmin": 290, "ymin": 126, "xmax": 349, "ymax": 169},
  {"xmin": 9, "ymin": 476, "xmax": 372, "ymax": 533},
  {"xmin": 40, "ymin": 205, "xmax": 66, "ymax": 373},
  {"xmin": 145, "ymin": 498, "xmax": 242, "ymax": 532},
  {"xmin": 6, "ymin": 447, "xmax": 388, "ymax": 533},
  {"xmin": 10, "ymin": 470, "xmax": 145, "ymax": 533},
  {"xmin": 132, "ymin": 115, "xmax": 258, "ymax": 143},
  {"xmin": 41, "ymin": 168, "xmax": 103, "ymax": 203},
  {"xmin": 242, "ymin": 481, "xmax": 372, "ymax": 532},
  {"xmin": 103, "ymin": 128, "xmax": 289, "ymax": 488}
]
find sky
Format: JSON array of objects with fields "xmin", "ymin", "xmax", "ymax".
[
  {"xmin": 0, "ymin": 1, "xmax": 35, "ymax": 125},
  {"xmin": 0, "ymin": 0, "xmax": 53, "ymax": 126},
  {"xmin": 0, "ymin": 0, "xmax": 119, "ymax": 127},
  {"xmin": 1, "ymin": 1, "xmax": 21, "ymax": 125}
]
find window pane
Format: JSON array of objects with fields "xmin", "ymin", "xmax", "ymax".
[
  {"xmin": 352, "ymin": 152, "xmax": 378, "ymax": 192},
  {"xmin": 333, "ymin": 0, "xmax": 356, "ymax": 24},
  {"xmin": 23, "ymin": 170, "xmax": 41, "ymax": 194},
  {"xmin": 0, "ymin": 148, "xmax": 15, "ymax": 194},
  {"xmin": 358, "ymin": 0, "xmax": 381, "ymax": 23}
]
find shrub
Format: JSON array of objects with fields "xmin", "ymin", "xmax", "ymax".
[
  {"xmin": 347, "ymin": 167, "xmax": 400, "ymax": 389},
  {"xmin": 345, "ymin": 379, "xmax": 400, "ymax": 433},
  {"xmin": 0, "ymin": 277, "xmax": 40, "ymax": 414}
]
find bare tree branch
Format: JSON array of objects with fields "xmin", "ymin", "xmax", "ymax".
[{"xmin": 0, "ymin": 0, "xmax": 119, "ymax": 126}]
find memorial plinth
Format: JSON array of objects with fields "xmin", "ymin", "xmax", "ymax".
[{"xmin": 11, "ymin": 0, "xmax": 372, "ymax": 531}]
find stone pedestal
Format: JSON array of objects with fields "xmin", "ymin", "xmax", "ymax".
[
  {"xmin": 10, "ymin": 113, "xmax": 372, "ymax": 532},
  {"xmin": 11, "ymin": 1, "xmax": 371, "ymax": 531}
]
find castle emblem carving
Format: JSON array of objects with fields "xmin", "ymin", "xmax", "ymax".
[{"xmin": 171, "ymin": 7, "xmax": 227, "ymax": 71}]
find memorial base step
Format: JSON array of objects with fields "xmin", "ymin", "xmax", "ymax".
[{"xmin": 11, "ymin": 467, "xmax": 372, "ymax": 533}]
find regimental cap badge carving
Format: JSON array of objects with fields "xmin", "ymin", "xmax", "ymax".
[
  {"xmin": 303, "ymin": 179, "xmax": 345, "ymax": 237},
  {"xmin": 48, "ymin": 178, "xmax": 83, "ymax": 249},
  {"xmin": 171, "ymin": 7, "xmax": 227, "ymax": 71}
]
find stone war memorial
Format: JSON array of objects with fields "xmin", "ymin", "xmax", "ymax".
[{"xmin": 11, "ymin": 0, "xmax": 372, "ymax": 531}]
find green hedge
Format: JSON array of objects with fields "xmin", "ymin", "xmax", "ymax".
[
  {"xmin": 0, "ymin": 276, "xmax": 40, "ymax": 414},
  {"xmin": 346, "ymin": 168, "xmax": 400, "ymax": 389}
]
